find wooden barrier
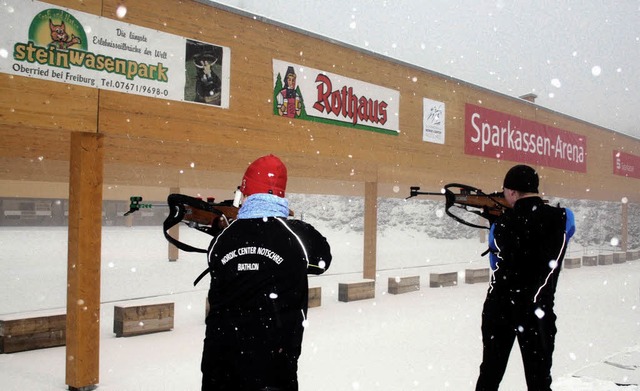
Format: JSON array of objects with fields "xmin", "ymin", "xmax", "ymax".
[
  {"xmin": 563, "ymin": 257, "xmax": 582, "ymax": 269},
  {"xmin": 387, "ymin": 276, "xmax": 420, "ymax": 294},
  {"xmin": 613, "ymin": 252, "xmax": 627, "ymax": 264},
  {"xmin": 339, "ymin": 280, "xmax": 375, "ymax": 302},
  {"xmin": 627, "ymin": 250, "xmax": 639, "ymax": 261},
  {"xmin": 113, "ymin": 303, "xmax": 174, "ymax": 337},
  {"xmin": 598, "ymin": 253, "xmax": 613, "ymax": 266},
  {"xmin": 464, "ymin": 268, "xmax": 490, "ymax": 284},
  {"xmin": 583, "ymin": 255, "xmax": 598, "ymax": 266},
  {"xmin": 0, "ymin": 314, "xmax": 66, "ymax": 353},
  {"xmin": 430, "ymin": 272, "xmax": 458, "ymax": 288},
  {"xmin": 308, "ymin": 287, "xmax": 322, "ymax": 308}
]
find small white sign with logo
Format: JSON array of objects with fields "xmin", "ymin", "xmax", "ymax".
[{"xmin": 423, "ymin": 98, "xmax": 445, "ymax": 144}]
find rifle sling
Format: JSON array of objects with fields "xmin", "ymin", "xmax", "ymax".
[
  {"xmin": 162, "ymin": 194, "xmax": 217, "ymax": 253},
  {"xmin": 193, "ymin": 267, "xmax": 211, "ymax": 286}
]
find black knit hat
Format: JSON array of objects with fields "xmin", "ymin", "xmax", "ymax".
[{"xmin": 503, "ymin": 165, "xmax": 539, "ymax": 193}]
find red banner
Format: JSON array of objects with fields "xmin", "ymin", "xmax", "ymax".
[
  {"xmin": 464, "ymin": 104, "xmax": 587, "ymax": 172},
  {"xmin": 613, "ymin": 150, "xmax": 640, "ymax": 179}
]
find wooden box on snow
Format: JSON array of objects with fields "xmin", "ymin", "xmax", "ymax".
[
  {"xmin": 338, "ymin": 280, "xmax": 375, "ymax": 302},
  {"xmin": 612, "ymin": 252, "xmax": 627, "ymax": 264},
  {"xmin": 388, "ymin": 276, "xmax": 420, "ymax": 294},
  {"xmin": 0, "ymin": 314, "xmax": 66, "ymax": 353},
  {"xmin": 598, "ymin": 253, "xmax": 613, "ymax": 265},
  {"xmin": 429, "ymin": 272, "xmax": 458, "ymax": 288},
  {"xmin": 563, "ymin": 257, "xmax": 582, "ymax": 269},
  {"xmin": 114, "ymin": 303, "xmax": 174, "ymax": 337},
  {"xmin": 464, "ymin": 268, "xmax": 490, "ymax": 284},
  {"xmin": 308, "ymin": 287, "xmax": 322, "ymax": 308}
]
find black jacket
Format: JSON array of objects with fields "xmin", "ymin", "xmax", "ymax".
[
  {"xmin": 201, "ymin": 216, "xmax": 332, "ymax": 390},
  {"xmin": 488, "ymin": 196, "xmax": 571, "ymax": 307},
  {"xmin": 206, "ymin": 217, "xmax": 331, "ymax": 316}
]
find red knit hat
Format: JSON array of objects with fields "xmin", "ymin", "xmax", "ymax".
[{"xmin": 239, "ymin": 155, "xmax": 288, "ymax": 197}]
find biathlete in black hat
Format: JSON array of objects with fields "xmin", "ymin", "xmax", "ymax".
[
  {"xmin": 475, "ymin": 164, "xmax": 576, "ymax": 391},
  {"xmin": 200, "ymin": 155, "xmax": 332, "ymax": 391}
]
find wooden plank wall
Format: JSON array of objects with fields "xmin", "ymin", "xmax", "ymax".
[{"xmin": 0, "ymin": 0, "xmax": 638, "ymax": 203}]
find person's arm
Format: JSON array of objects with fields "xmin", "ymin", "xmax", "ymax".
[
  {"xmin": 565, "ymin": 208, "xmax": 576, "ymax": 240},
  {"xmin": 283, "ymin": 219, "xmax": 332, "ymax": 275},
  {"xmin": 488, "ymin": 223, "xmax": 500, "ymax": 271}
]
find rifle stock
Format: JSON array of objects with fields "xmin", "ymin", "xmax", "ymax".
[
  {"xmin": 124, "ymin": 193, "xmax": 293, "ymax": 253},
  {"xmin": 408, "ymin": 183, "xmax": 509, "ymax": 229},
  {"xmin": 177, "ymin": 196, "xmax": 293, "ymax": 227}
]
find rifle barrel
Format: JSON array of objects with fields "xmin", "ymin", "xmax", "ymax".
[{"xmin": 408, "ymin": 186, "xmax": 445, "ymax": 199}]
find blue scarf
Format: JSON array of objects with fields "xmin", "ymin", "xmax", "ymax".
[{"xmin": 237, "ymin": 193, "xmax": 289, "ymax": 219}]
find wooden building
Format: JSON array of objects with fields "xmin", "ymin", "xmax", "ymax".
[{"xmin": 1, "ymin": 1, "xmax": 638, "ymax": 389}]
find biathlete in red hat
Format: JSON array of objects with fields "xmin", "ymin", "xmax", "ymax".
[{"xmin": 200, "ymin": 155, "xmax": 332, "ymax": 391}]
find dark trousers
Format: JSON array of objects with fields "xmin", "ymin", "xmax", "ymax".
[
  {"xmin": 201, "ymin": 312, "xmax": 301, "ymax": 391},
  {"xmin": 475, "ymin": 297, "xmax": 557, "ymax": 391}
]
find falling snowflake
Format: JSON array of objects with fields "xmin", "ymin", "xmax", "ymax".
[{"xmin": 116, "ymin": 5, "xmax": 127, "ymax": 19}]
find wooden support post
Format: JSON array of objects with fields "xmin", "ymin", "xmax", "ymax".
[
  {"xmin": 66, "ymin": 132, "xmax": 103, "ymax": 391},
  {"xmin": 621, "ymin": 202, "xmax": 628, "ymax": 252},
  {"xmin": 363, "ymin": 181, "xmax": 378, "ymax": 280},
  {"xmin": 168, "ymin": 187, "xmax": 180, "ymax": 262},
  {"xmin": 478, "ymin": 215, "xmax": 487, "ymax": 243}
]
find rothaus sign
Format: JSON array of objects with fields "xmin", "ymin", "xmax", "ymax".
[{"xmin": 272, "ymin": 59, "xmax": 400, "ymax": 135}]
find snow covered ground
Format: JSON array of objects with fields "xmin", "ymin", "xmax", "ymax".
[{"xmin": 0, "ymin": 222, "xmax": 639, "ymax": 390}]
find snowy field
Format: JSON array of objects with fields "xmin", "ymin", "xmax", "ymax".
[{"xmin": 0, "ymin": 223, "xmax": 639, "ymax": 390}]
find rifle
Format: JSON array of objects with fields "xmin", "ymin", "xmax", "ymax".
[
  {"xmin": 125, "ymin": 192, "xmax": 293, "ymax": 253},
  {"xmin": 406, "ymin": 183, "xmax": 509, "ymax": 230},
  {"xmin": 124, "ymin": 193, "xmax": 241, "ymax": 253}
]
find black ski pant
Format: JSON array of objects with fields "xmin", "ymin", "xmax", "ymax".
[
  {"xmin": 201, "ymin": 311, "xmax": 302, "ymax": 391},
  {"xmin": 475, "ymin": 297, "xmax": 557, "ymax": 391}
]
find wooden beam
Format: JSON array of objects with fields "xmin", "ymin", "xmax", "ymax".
[
  {"xmin": 621, "ymin": 202, "xmax": 628, "ymax": 252},
  {"xmin": 363, "ymin": 181, "xmax": 378, "ymax": 280},
  {"xmin": 66, "ymin": 132, "xmax": 103, "ymax": 390}
]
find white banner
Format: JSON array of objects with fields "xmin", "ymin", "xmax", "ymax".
[
  {"xmin": 272, "ymin": 59, "xmax": 400, "ymax": 135},
  {"xmin": 0, "ymin": 1, "xmax": 231, "ymax": 108},
  {"xmin": 423, "ymin": 98, "xmax": 445, "ymax": 144}
]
